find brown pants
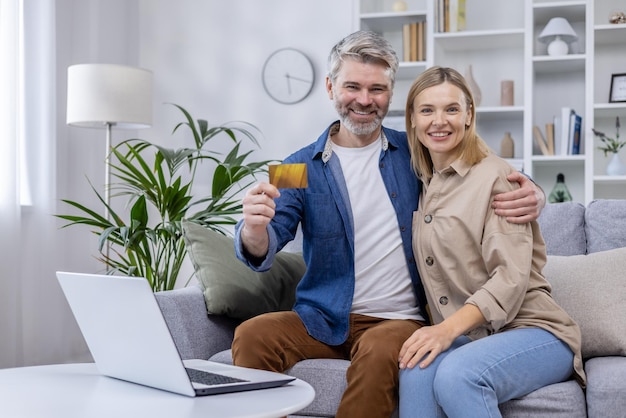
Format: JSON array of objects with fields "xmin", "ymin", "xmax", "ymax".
[{"xmin": 232, "ymin": 311, "xmax": 423, "ymax": 418}]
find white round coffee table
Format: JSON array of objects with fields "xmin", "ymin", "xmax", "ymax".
[{"xmin": 0, "ymin": 363, "xmax": 315, "ymax": 418}]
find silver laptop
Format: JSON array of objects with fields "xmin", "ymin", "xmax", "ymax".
[{"xmin": 56, "ymin": 271, "xmax": 295, "ymax": 397}]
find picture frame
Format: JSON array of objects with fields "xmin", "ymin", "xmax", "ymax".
[{"xmin": 609, "ymin": 73, "xmax": 626, "ymax": 103}]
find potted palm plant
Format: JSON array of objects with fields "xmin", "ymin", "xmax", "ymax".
[{"xmin": 57, "ymin": 104, "xmax": 274, "ymax": 291}]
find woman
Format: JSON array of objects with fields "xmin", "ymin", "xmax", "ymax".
[{"xmin": 398, "ymin": 66, "xmax": 585, "ymax": 418}]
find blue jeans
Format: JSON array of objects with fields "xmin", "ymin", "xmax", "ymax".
[{"xmin": 399, "ymin": 328, "xmax": 574, "ymax": 418}]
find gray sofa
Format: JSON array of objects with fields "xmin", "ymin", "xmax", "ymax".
[{"xmin": 155, "ymin": 199, "xmax": 626, "ymax": 418}]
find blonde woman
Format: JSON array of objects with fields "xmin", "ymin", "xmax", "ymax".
[{"xmin": 398, "ymin": 66, "xmax": 585, "ymax": 418}]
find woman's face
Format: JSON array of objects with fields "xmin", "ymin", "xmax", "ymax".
[{"xmin": 410, "ymin": 82, "xmax": 471, "ymax": 170}]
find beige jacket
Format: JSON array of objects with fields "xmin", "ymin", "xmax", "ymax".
[{"xmin": 412, "ymin": 154, "xmax": 585, "ymax": 386}]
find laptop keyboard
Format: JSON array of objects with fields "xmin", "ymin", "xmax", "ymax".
[{"xmin": 185, "ymin": 367, "xmax": 248, "ymax": 386}]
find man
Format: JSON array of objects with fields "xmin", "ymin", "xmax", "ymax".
[{"xmin": 232, "ymin": 31, "xmax": 544, "ymax": 418}]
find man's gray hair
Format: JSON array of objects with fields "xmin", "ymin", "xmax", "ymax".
[{"xmin": 327, "ymin": 31, "xmax": 399, "ymax": 87}]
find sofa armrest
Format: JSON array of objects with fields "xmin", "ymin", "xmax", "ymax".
[{"xmin": 155, "ymin": 285, "xmax": 240, "ymax": 360}]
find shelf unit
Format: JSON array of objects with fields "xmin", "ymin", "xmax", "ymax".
[
  {"xmin": 527, "ymin": 1, "xmax": 589, "ymax": 203},
  {"xmin": 592, "ymin": 2, "xmax": 626, "ymax": 199},
  {"xmin": 353, "ymin": 0, "xmax": 626, "ymax": 204}
]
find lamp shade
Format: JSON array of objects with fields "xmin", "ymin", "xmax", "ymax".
[
  {"xmin": 67, "ymin": 64, "xmax": 152, "ymax": 129},
  {"xmin": 538, "ymin": 17, "xmax": 578, "ymax": 44}
]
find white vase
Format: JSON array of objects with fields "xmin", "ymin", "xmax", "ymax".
[{"xmin": 606, "ymin": 153, "xmax": 626, "ymax": 176}]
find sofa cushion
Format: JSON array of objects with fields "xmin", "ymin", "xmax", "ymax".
[
  {"xmin": 585, "ymin": 199, "xmax": 626, "ymax": 253},
  {"xmin": 537, "ymin": 202, "xmax": 586, "ymax": 256},
  {"xmin": 499, "ymin": 380, "xmax": 586, "ymax": 418},
  {"xmin": 210, "ymin": 348, "xmax": 583, "ymax": 418},
  {"xmin": 584, "ymin": 356, "xmax": 626, "ymax": 418},
  {"xmin": 155, "ymin": 285, "xmax": 237, "ymax": 360},
  {"xmin": 209, "ymin": 349, "xmax": 384, "ymax": 418},
  {"xmin": 543, "ymin": 247, "xmax": 626, "ymax": 359},
  {"xmin": 182, "ymin": 221, "xmax": 306, "ymax": 320}
]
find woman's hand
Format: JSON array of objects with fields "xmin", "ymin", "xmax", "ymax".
[
  {"xmin": 398, "ymin": 323, "xmax": 456, "ymax": 369},
  {"xmin": 399, "ymin": 304, "xmax": 486, "ymax": 369}
]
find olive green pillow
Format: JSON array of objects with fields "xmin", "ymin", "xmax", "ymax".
[{"xmin": 182, "ymin": 221, "xmax": 306, "ymax": 320}]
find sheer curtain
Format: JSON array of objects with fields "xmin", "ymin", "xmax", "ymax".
[
  {"xmin": 0, "ymin": 0, "xmax": 75, "ymax": 368},
  {"xmin": 0, "ymin": 0, "xmax": 23, "ymax": 368}
]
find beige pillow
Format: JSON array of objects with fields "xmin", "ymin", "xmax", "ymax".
[
  {"xmin": 182, "ymin": 221, "xmax": 306, "ymax": 320},
  {"xmin": 543, "ymin": 247, "xmax": 626, "ymax": 359}
]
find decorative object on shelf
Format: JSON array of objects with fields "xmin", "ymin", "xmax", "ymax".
[
  {"xmin": 592, "ymin": 117, "xmax": 626, "ymax": 176},
  {"xmin": 592, "ymin": 116, "xmax": 625, "ymax": 157},
  {"xmin": 548, "ymin": 173, "xmax": 573, "ymax": 203},
  {"xmin": 609, "ymin": 73, "xmax": 626, "ymax": 103},
  {"xmin": 57, "ymin": 104, "xmax": 273, "ymax": 292},
  {"xmin": 66, "ymin": 64, "xmax": 153, "ymax": 261},
  {"xmin": 609, "ymin": 11, "xmax": 626, "ymax": 24},
  {"xmin": 500, "ymin": 131, "xmax": 514, "ymax": 158},
  {"xmin": 538, "ymin": 17, "xmax": 578, "ymax": 56},
  {"xmin": 392, "ymin": 1, "xmax": 408, "ymax": 12},
  {"xmin": 500, "ymin": 80, "xmax": 514, "ymax": 106},
  {"xmin": 465, "ymin": 65, "xmax": 482, "ymax": 107},
  {"xmin": 606, "ymin": 153, "xmax": 626, "ymax": 176},
  {"xmin": 262, "ymin": 48, "xmax": 315, "ymax": 105}
]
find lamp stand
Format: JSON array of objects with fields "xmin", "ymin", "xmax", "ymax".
[
  {"xmin": 104, "ymin": 122, "xmax": 113, "ymax": 263},
  {"xmin": 547, "ymin": 36, "xmax": 569, "ymax": 56}
]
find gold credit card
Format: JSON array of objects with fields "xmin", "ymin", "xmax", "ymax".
[{"xmin": 269, "ymin": 163, "xmax": 308, "ymax": 188}]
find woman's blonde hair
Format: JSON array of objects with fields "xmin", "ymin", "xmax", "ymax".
[{"xmin": 405, "ymin": 66, "xmax": 489, "ymax": 182}]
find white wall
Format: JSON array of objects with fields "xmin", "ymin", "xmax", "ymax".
[{"xmin": 137, "ymin": 0, "xmax": 352, "ymax": 162}]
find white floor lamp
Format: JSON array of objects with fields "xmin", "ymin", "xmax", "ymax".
[{"xmin": 66, "ymin": 63, "xmax": 153, "ymax": 261}]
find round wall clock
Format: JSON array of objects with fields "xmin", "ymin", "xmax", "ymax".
[{"xmin": 262, "ymin": 48, "xmax": 315, "ymax": 104}]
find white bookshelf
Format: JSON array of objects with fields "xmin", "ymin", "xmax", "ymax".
[{"xmin": 354, "ymin": 0, "xmax": 626, "ymax": 204}]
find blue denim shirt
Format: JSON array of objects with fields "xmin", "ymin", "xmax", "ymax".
[{"xmin": 235, "ymin": 121, "xmax": 428, "ymax": 345}]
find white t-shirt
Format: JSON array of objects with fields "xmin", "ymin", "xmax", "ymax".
[{"xmin": 331, "ymin": 138, "xmax": 423, "ymax": 321}]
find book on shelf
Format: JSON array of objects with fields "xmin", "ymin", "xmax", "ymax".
[
  {"xmin": 554, "ymin": 108, "xmax": 582, "ymax": 155},
  {"xmin": 545, "ymin": 123, "xmax": 555, "ymax": 155},
  {"xmin": 533, "ymin": 125, "xmax": 550, "ymax": 156},
  {"xmin": 436, "ymin": 0, "xmax": 466, "ymax": 32},
  {"xmin": 402, "ymin": 22, "xmax": 426, "ymax": 62},
  {"xmin": 403, "ymin": 24, "xmax": 411, "ymax": 62},
  {"xmin": 457, "ymin": 0, "xmax": 466, "ymax": 31},
  {"xmin": 553, "ymin": 115, "xmax": 561, "ymax": 155},
  {"xmin": 418, "ymin": 21, "xmax": 425, "ymax": 61},
  {"xmin": 559, "ymin": 107, "xmax": 575, "ymax": 156},
  {"xmin": 410, "ymin": 23, "xmax": 417, "ymax": 61},
  {"xmin": 569, "ymin": 112, "xmax": 582, "ymax": 155},
  {"xmin": 440, "ymin": 0, "xmax": 448, "ymax": 32},
  {"xmin": 448, "ymin": 0, "xmax": 466, "ymax": 32}
]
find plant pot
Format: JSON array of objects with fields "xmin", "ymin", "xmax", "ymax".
[{"xmin": 606, "ymin": 153, "xmax": 626, "ymax": 176}]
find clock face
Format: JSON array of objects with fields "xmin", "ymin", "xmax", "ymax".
[{"xmin": 262, "ymin": 48, "xmax": 315, "ymax": 104}]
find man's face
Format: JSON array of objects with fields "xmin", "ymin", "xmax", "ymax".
[{"xmin": 326, "ymin": 59, "xmax": 393, "ymax": 137}]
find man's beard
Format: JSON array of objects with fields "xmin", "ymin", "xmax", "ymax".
[{"xmin": 334, "ymin": 97, "xmax": 388, "ymax": 137}]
